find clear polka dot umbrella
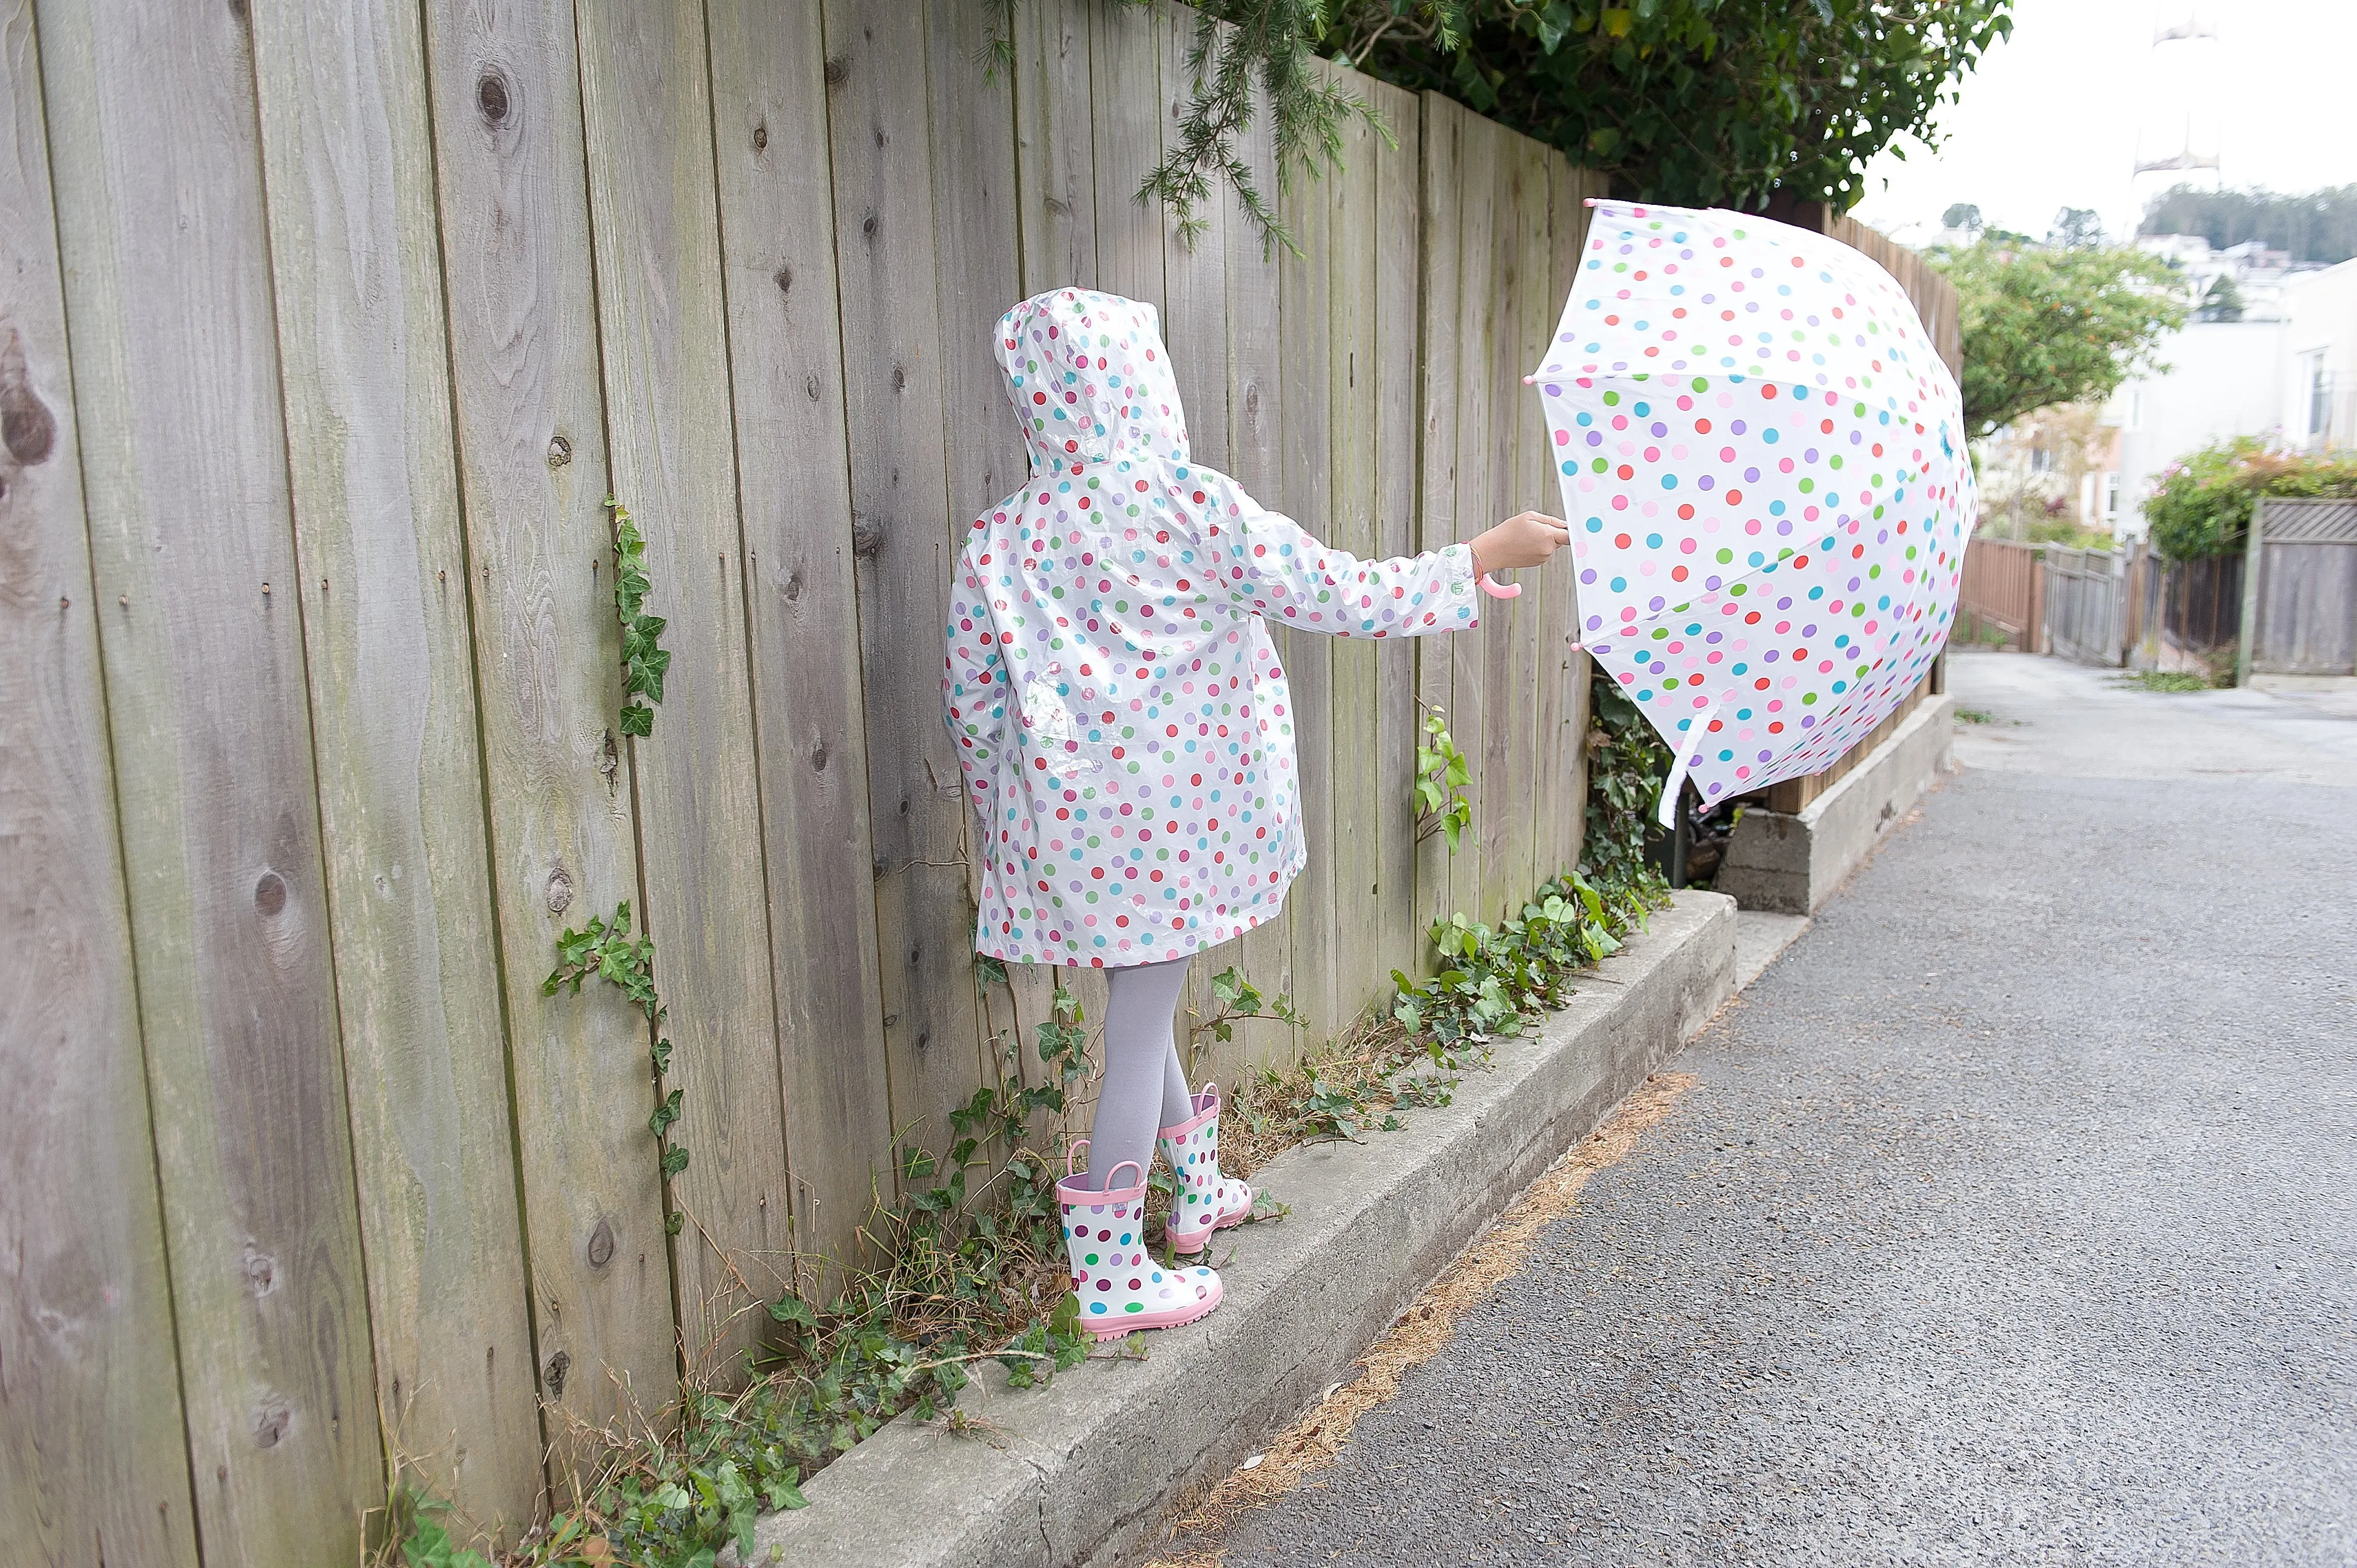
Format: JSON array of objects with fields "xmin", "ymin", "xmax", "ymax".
[{"xmin": 1531, "ymin": 201, "xmax": 1975, "ymax": 824}]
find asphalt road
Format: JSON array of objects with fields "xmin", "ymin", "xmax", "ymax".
[{"xmin": 1216, "ymin": 655, "xmax": 2357, "ymax": 1566}]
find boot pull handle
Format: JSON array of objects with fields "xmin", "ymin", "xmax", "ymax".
[
  {"xmin": 1066, "ymin": 1138, "xmax": 1089, "ymax": 1179},
  {"xmin": 1104, "ymin": 1160, "xmax": 1145, "ymax": 1193}
]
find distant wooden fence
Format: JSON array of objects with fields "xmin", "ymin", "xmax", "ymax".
[
  {"xmin": 2240, "ymin": 499, "xmax": 2357, "ymax": 677},
  {"xmin": 2042, "ymin": 545, "xmax": 2128, "ymax": 666},
  {"xmin": 1960, "ymin": 538, "xmax": 2046, "ymax": 651},
  {"xmin": 0, "ymin": 0, "xmax": 1954, "ymax": 1552}
]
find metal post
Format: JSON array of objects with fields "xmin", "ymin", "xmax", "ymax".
[{"xmin": 2235, "ymin": 499, "xmax": 2264, "ymax": 687}]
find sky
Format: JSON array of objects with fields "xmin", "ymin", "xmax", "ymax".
[{"xmin": 1848, "ymin": 0, "xmax": 2357, "ymax": 247}]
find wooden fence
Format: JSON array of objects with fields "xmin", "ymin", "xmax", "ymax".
[
  {"xmin": 1959, "ymin": 537, "xmax": 2046, "ymax": 651},
  {"xmin": 2042, "ymin": 545, "xmax": 2127, "ymax": 667},
  {"xmin": 1, "ymin": 0, "xmax": 1957, "ymax": 1552},
  {"xmin": 2240, "ymin": 499, "xmax": 2357, "ymax": 677}
]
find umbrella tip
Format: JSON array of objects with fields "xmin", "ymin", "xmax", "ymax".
[
  {"xmin": 1583, "ymin": 198, "xmax": 1599, "ymax": 208},
  {"xmin": 1521, "ymin": 374, "xmax": 1535, "ymax": 385}
]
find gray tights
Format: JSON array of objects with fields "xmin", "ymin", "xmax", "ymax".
[{"xmin": 1081, "ymin": 956, "xmax": 1197, "ymax": 1190}]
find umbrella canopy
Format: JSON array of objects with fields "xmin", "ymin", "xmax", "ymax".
[{"xmin": 1531, "ymin": 201, "xmax": 1974, "ymax": 824}]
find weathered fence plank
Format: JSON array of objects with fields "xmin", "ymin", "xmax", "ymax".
[
  {"xmin": 417, "ymin": 0, "xmax": 679, "ymax": 1437},
  {"xmin": 1444, "ymin": 107, "xmax": 1499, "ymax": 929},
  {"xmin": 823, "ymin": 0, "xmax": 986, "ymax": 1162},
  {"xmin": 704, "ymin": 0, "xmax": 894, "ymax": 1283},
  {"xmin": 1278, "ymin": 66, "xmax": 1337, "ymax": 1041},
  {"xmin": 1372, "ymin": 78, "xmax": 1424, "ymax": 987},
  {"xmin": 1547, "ymin": 156, "xmax": 1599, "ymax": 880},
  {"xmin": 928, "ymin": 0, "xmax": 1028, "ymax": 1105},
  {"xmin": 1328, "ymin": 97, "xmax": 1385, "ymax": 1020},
  {"xmin": 1214, "ymin": 63, "xmax": 1293, "ymax": 1077},
  {"xmin": 246, "ymin": 0, "xmax": 544, "ymax": 1526},
  {"xmin": 1159, "ymin": 6, "xmax": 1229, "ymax": 474},
  {"xmin": 1482, "ymin": 135, "xmax": 1545, "ymax": 919},
  {"xmin": 1089, "ymin": 0, "xmax": 1162, "ymax": 302},
  {"xmin": 576, "ymin": 0, "xmax": 795, "ymax": 1374},
  {"xmin": 0, "ymin": 3, "xmax": 202, "ymax": 1557},
  {"xmin": 39, "ymin": 0, "xmax": 382, "ymax": 1558},
  {"xmin": 1013, "ymin": 0, "xmax": 1098, "ymax": 294},
  {"xmin": 1414, "ymin": 92, "xmax": 1464, "ymax": 961}
]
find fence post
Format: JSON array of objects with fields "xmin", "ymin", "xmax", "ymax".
[
  {"xmin": 2029, "ymin": 549, "xmax": 2048, "ymax": 656},
  {"xmin": 2236, "ymin": 500, "xmax": 2265, "ymax": 687}
]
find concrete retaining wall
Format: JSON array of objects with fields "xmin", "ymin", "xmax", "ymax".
[{"xmin": 1714, "ymin": 694, "xmax": 1957, "ymax": 914}]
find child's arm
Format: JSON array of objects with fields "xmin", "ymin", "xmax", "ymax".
[
  {"xmin": 943, "ymin": 561, "xmax": 1008, "ymax": 819},
  {"xmin": 1196, "ymin": 478, "xmax": 1569, "ymax": 638}
]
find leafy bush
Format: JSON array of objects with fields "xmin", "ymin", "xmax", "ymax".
[
  {"xmin": 1579, "ymin": 669, "xmax": 1675, "ymax": 903},
  {"xmin": 2143, "ymin": 437, "xmax": 2357, "ymax": 560}
]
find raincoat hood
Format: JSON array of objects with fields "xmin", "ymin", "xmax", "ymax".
[{"xmin": 996, "ymin": 290, "xmax": 1190, "ymax": 472}]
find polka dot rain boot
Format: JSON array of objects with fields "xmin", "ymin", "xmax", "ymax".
[
  {"xmin": 1157, "ymin": 1084, "xmax": 1254, "ymax": 1257},
  {"xmin": 1059, "ymin": 1144, "xmax": 1222, "ymax": 1339}
]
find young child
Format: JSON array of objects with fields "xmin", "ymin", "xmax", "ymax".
[{"xmin": 943, "ymin": 289, "xmax": 1567, "ymax": 1338}]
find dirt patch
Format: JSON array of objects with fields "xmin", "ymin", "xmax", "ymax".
[{"xmin": 1145, "ymin": 1070, "xmax": 1700, "ymax": 1567}]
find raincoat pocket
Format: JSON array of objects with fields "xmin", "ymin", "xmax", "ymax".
[{"xmin": 1018, "ymin": 672, "xmax": 1105, "ymax": 783}]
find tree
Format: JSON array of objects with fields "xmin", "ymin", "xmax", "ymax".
[
  {"xmin": 1942, "ymin": 202, "xmax": 1984, "ymax": 233},
  {"xmin": 2197, "ymin": 274, "xmax": 2245, "ymax": 323},
  {"xmin": 1344, "ymin": 0, "xmax": 2016, "ymax": 213},
  {"xmin": 1932, "ymin": 243, "xmax": 2188, "ymax": 436},
  {"xmin": 2139, "ymin": 183, "xmax": 2357, "ymax": 266},
  {"xmin": 986, "ymin": 1, "xmax": 2018, "ymax": 250}
]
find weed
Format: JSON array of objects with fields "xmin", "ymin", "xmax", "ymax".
[
  {"xmin": 1955, "ymin": 706, "xmax": 1994, "ymax": 724},
  {"xmin": 2122, "ymin": 669, "xmax": 2210, "ymax": 693},
  {"xmin": 1413, "ymin": 706, "xmax": 1474, "ymax": 851}
]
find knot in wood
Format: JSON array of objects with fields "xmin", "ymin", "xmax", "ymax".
[
  {"xmin": 752, "ymin": 122, "xmax": 769, "ymax": 152},
  {"xmin": 851, "ymin": 524, "xmax": 882, "ymax": 560},
  {"xmin": 586, "ymin": 1219, "xmax": 616, "ymax": 1270},
  {"xmin": 547, "ymin": 434, "xmax": 572, "ymax": 467},
  {"xmin": 545, "ymin": 865, "xmax": 574, "ymax": 915},
  {"xmin": 253, "ymin": 1394, "xmax": 293, "ymax": 1448},
  {"xmin": 477, "ymin": 70, "xmax": 512, "ymax": 125},
  {"xmin": 774, "ymin": 264, "xmax": 792, "ymax": 297},
  {"xmin": 544, "ymin": 1349, "xmax": 570, "ymax": 1400},
  {"xmin": 1, "ymin": 383, "xmax": 55, "ymax": 466},
  {"xmin": 254, "ymin": 870, "xmax": 287, "ymax": 917},
  {"xmin": 824, "ymin": 54, "xmax": 851, "ymax": 88}
]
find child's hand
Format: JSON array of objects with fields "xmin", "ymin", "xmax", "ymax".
[{"xmin": 1467, "ymin": 511, "xmax": 1571, "ymax": 576}]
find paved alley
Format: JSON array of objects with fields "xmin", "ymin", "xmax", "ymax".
[{"xmin": 1214, "ymin": 654, "xmax": 2357, "ymax": 1566}]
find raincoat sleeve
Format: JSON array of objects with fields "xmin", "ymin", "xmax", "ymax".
[
  {"xmin": 1192, "ymin": 475, "xmax": 1483, "ymax": 638},
  {"xmin": 943, "ymin": 558, "xmax": 1008, "ymax": 826}
]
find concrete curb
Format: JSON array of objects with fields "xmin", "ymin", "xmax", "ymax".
[
  {"xmin": 730, "ymin": 893, "xmax": 1736, "ymax": 1568},
  {"xmin": 1713, "ymin": 693, "xmax": 1956, "ymax": 914}
]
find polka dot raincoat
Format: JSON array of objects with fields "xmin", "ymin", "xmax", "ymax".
[{"xmin": 943, "ymin": 290, "xmax": 1482, "ymax": 969}]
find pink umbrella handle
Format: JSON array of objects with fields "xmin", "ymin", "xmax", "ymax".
[{"xmin": 1479, "ymin": 572, "xmax": 1521, "ymax": 600}]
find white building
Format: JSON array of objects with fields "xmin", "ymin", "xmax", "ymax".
[
  {"xmin": 2279, "ymin": 257, "xmax": 2357, "ymax": 452},
  {"xmin": 2100, "ymin": 317, "xmax": 2286, "ymax": 536}
]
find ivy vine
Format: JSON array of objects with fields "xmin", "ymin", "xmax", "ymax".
[{"xmin": 544, "ymin": 497, "xmax": 686, "ymax": 1236}]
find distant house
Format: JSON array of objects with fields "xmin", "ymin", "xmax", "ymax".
[
  {"xmin": 2280, "ymin": 258, "xmax": 2357, "ymax": 452},
  {"xmin": 2087, "ymin": 235, "xmax": 2304, "ymax": 538}
]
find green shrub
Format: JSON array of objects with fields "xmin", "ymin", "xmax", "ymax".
[{"xmin": 2143, "ymin": 437, "xmax": 2357, "ymax": 560}]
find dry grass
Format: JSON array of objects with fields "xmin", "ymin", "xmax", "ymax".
[{"xmin": 1145, "ymin": 1070, "xmax": 1700, "ymax": 1568}]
